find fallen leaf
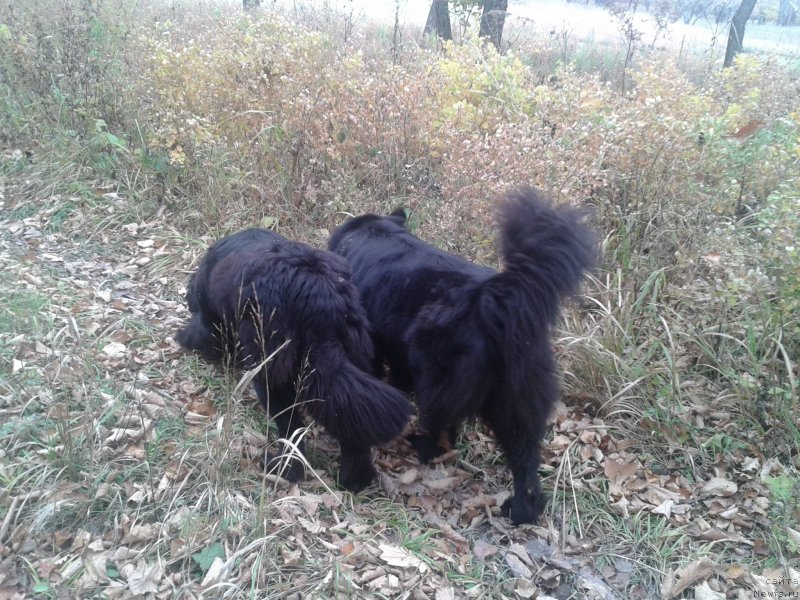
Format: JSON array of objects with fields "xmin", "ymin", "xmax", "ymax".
[
  {"xmin": 660, "ymin": 557, "xmax": 715, "ymax": 600},
  {"xmin": 505, "ymin": 553, "xmax": 532, "ymax": 579},
  {"xmin": 102, "ymin": 342, "xmax": 127, "ymax": 358},
  {"xmin": 422, "ymin": 475, "xmax": 464, "ymax": 492},
  {"xmin": 514, "ymin": 579, "xmax": 538, "ymax": 599},
  {"xmin": 123, "ymin": 523, "xmax": 159, "ymax": 544},
  {"xmin": 604, "ymin": 457, "xmax": 640, "ymax": 484},
  {"xmin": 378, "ymin": 543, "xmax": 428, "ymax": 572},
  {"xmin": 787, "ymin": 527, "xmax": 800, "ymax": 549},
  {"xmin": 399, "ymin": 468, "xmax": 420, "ymax": 485},
  {"xmin": 473, "ymin": 539, "xmax": 498, "ymax": 561},
  {"xmin": 121, "ymin": 560, "xmax": 162, "ymax": 596},
  {"xmin": 508, "ymin": 543, "xmax": 532, "ymax": 566},
  {"xmin": 693, "ymin": 581, "xmax": 725, "ymax": 600},
  {"xmin": 524, "ymin": 538, "xmax": 554, "ymax": 561},
  {"xmin": 577, "ymin": 566, "xmax": 624, "ymax": 600},
  {"xmin": 366, "ymin": 573, "xmax": 400, "ymax": 592},
  {"xmin": 82, "ymin": 546, "xmax": 110, "ymax": 585},
  {"xmin": 298, "ymin": 517, "xmax": 324, "ymax": 534},
  {"xmin": 201, "ymin": 557, "xmax": 226, "ymax": 588},
  {"xmin": 652, "ymin": 499, "xmax": 674, "ymax": 518},
  {"xmin": 701, "ymin": 477, "xmax": 737, "ymax": 497}
]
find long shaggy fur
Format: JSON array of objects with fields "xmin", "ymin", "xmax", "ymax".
[
  {"xmin": 176, "ymin": 228, "xmax": 411, "ymax": 492},
  {"xmin": 328, "ymin": 189, "xmax": 596, "ymax": 523}
]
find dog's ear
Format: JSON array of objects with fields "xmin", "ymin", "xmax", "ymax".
[{"xmin": 389, "ymin": 207, "xmax": 408, "ymax": 225}]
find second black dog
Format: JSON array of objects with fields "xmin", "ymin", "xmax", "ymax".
[
  {"xmin": 329, "ymin": 189, "xmax": 596, "ymax": 523},
  {"xmin": 177, "ymin": 228, "xmax": 411, "ymax": 491}
]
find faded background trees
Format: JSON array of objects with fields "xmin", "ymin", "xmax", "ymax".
[
  {"xmin": 418, "ymin": 0, "xmax": 794, "ymax": 68},
  {"xmin": 423, "ymin": 0, "xmax": 508, "ymax": 48},
  {"xmin": 724, "ymin": 0, "xmax": 758, "ymax": 66}
]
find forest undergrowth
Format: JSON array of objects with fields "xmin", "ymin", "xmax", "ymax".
[{"xmin": 0, "ymin": 1, "xmax": 798, "ymax": 598}]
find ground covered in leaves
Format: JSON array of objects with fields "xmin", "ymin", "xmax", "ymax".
[{"xmin": 0, "ymin": 179, "xmax": 798, "ymax": 599}]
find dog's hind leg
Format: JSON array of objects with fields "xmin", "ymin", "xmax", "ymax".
[
  {"xmin": 407, "ymin": 337, "xmax": 488, "ymax": 463},
  {"xmin": 406, "ymin": 347, "xmax": 481, "ymax": 462},
  {"xmin": 410, "ymin": 383, "xmax": 468, "ymax": 463},
  {"xmin": 338, "ymin": 444, "xmax": 376, "ymax": 492},
  {"xmin": 487, "ymin": 410, "xmax": 547, "ymax": 524}
]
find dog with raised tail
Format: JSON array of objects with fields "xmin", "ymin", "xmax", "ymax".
[
  {"xmin": 328, "ymin": 189, "xmax": 596, "ymax": 523},
  {"xmin": 177, "ymin": 228, "xmax": 411, "ymax": 492}
]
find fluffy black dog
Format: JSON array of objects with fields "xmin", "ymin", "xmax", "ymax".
[
  {"xmin": 176, "ymin": 228, "xmax": 411, "ymax": 492},
  {"xmin": 328, "ymin": 189, "xmax": 596, "ymax": 523}
]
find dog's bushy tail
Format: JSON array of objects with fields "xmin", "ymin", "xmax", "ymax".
[
  {"xmin": 487, "ymin": 187, "xmax": 596, "ymax": 328},
  {"xmin": 303, "ymin": 346, "xmax": 411, "ymax": 449}
]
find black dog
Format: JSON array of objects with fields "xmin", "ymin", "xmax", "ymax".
[
  {"xmin": 328, "ymin": 189, "xmax": 596, "ymax": 523},
  {"xmin": 177, "ymin": 228, "xmax": 411, "ymax": 492}
]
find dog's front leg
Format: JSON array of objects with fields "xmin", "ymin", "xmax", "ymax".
[
  {"xmin": 254, "ymin": 378, "xmax": 306, "ymax": 483},
  {"xmin": 501, "ymin": 457, "xmax": 545, "ymax": 524}
]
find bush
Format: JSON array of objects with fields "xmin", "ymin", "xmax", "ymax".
[{"xmin": 2, "ymin": 0, "xmax": 798, "ymax": 446}]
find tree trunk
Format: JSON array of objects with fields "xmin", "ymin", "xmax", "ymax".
[
  {"xmin": 778, "ymin": 0, "xmax": 797, "ymax": 25},
  {"xmin": 424, "ymin": 0, "xmax": 452, "ymax": 41},
  {"xmin": 723, "ymin": 0, "xmax": 757, "ymax": 67},
  {"xmin": 479, "ymin": 0, "xmax": 508, "ymax": 50}
]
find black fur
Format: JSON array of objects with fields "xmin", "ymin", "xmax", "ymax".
[
  {"xmin": 328, "ymin": 189, "xmax": 596, "ymax": 523},
  {"xmin": 177, "ymin": 228, "xmax": 411, "ymax": 491}
]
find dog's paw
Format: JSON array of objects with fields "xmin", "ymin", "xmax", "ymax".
[
  {"xmin": 338, "ymin": 445, "xmax": 378, "ymax": 492},
  {"xmin": 407, "ymin": 433, "xmax": 447, "ymax": 463},
  {"xmin": 338, "ymin": 461, "xmax": 377, "ymax": 492},
  {"xmin": 501, "ymin": 494, "xmax": 544, "ymax": 525},
  {"xmin": 262, "ymin": 452, "xmax": 305, "ymax": 483}
]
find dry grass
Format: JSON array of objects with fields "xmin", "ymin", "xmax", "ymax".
[{"xmin": 1, "ymin": 0, "xmax": 799, "ymax": 598}]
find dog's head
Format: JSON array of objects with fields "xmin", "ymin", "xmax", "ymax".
[{"xmin": 328, "ymin": 208, "xmax": 409, "ymax": 254}]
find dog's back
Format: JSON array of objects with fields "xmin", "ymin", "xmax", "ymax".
[
  {"xmin": 329, "ymin": 212, "xmax": 493, "ymax": 389},
  {"xmin": 207, "ymin": 238, "xmax": 375, "ymax": 376}
]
